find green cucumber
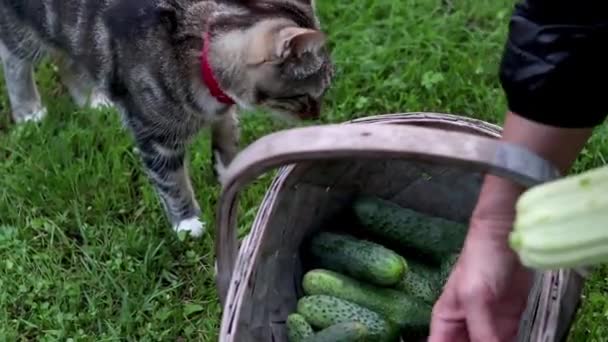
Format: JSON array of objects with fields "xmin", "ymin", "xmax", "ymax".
[
  {"xmin": 304, "ymin": 322, "xmax": 368, "ymax": 342},
  {"xmin": 395, "ymin": 261, "xmax": 438, "ymax": 303},
  {"xmin": 439, "ymin": 253, "xmax": 459, "ymax": 280},
  {"xmin": 287, "ymin": 313, "xmax": 314, "ymax": 342},
  {"xmin": 302, "ymin": 269, "xmax": 431, "ymax": 330},
  {"xmin": 353, "ymin": 196, "xmax": 467, "ymax": 263},
  {"xmin": 396, "ymin": 254, "xmax": 459, "ymax": 304},
  {"xmin": 306, "ymin": 231, "xmax": 407, "ymax": 286},
  {"xmin": 297, "ymin": 295, "xmax": 400, "ymax": 342}
]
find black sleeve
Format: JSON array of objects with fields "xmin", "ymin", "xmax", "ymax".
[{"xmin": 499, "ymin": 0, "xmax": 608, "ymax": 128}]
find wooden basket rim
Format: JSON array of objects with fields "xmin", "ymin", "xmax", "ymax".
[{"xmin": 212, "ymin": 112, "xmax": 583, "ymax": 342}]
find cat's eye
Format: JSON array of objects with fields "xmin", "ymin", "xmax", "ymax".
[
  {"xmin": 255, "ymin": 88, "xmax": 272, "ymax": 102},
  {"xmin": 276, "ymin": 95, "xmax": 305, "ymax": 101}
]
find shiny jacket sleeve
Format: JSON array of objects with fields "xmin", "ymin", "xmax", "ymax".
[{"xmin": 499, "ymin": 0, "xmax": 608, "ymax": 128}]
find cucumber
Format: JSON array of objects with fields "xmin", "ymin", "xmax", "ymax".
[
  {"xmin": 353, "ymin": 196, "xmax": 467, "ymax": 263},
  {"xmin": 401, "ymin": 327, "xmax": 431, "ymax": 341},
  {"xmin": 302, "ymin": 269, "xmax": 431, "ymax": 330},
  {"xmin": 297, "ymin": 295, "xmax": 400, "ymax": 342},
  {"xmin": 304, "ymin": 322, "xmax": 368, "ymax": 342},
  {"xmin": 438, "ymin": 253, "xmax": 459, "ymax": 281},
  {"xmin": 395, "ymin": 261, "xmax": 438, "ymax": 304},
  {"xmin": 306, "ymin": 231, "xmax": 407, "ymax": 286},
  {"xmin": 287, "ymin": 313, "xmax": 314, "ymax": 342},
  {"xmin": 396, "ymin": 254, "xmax": 458, "ymax": 304}
]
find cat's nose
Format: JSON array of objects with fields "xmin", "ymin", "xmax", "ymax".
[
  {"xmin": 298, "ymin": 109, "xmax": 319, "ymax": 120},
  {"xmin": 298, "ymin": 100, "xmax": 320, "ymax": 119}
]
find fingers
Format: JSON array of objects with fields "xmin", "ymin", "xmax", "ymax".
[
  {"xmin": 428, "ymin": 316, "xmax": 469, "ymax": 342},
  {"xmin": 428, "ymin": 271, "xmax": 469, "ymax": 342},
  {"xmin": 464, "ymin": 269, "xmax": 532, "ymax": 342}
]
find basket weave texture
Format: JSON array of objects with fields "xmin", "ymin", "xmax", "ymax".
[{"xmin": 214, "ymin": 113, "xmax": 588, "ymax": 342}]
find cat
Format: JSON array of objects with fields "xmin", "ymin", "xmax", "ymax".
[{"xmin": 0, "ymin": 0, "xmax": 334, "ymax": 237}]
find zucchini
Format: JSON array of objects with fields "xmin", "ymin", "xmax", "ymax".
[
  {"xmin": 306, "ymin": 232, "xmax": 407, "ymax": 286},
  {"xmin": 352, "ymin": 196, "xmax": 467, "ymax": 263},
  {"xmin": 297, "ymin": 295, "xmax": 400, "ymax": 342},
  {"xmin": 510, "ymin": 164, "xmax": 608, "ymax": 269},
  {"xmin": 302, "ymin": 269, "xmax": 431, "ymax": 330},
  {"xmin": 304, "ymin": 322, "xmax": 368, "ymax": 342},
  {"xmin": 287, "ymin": 313, "xmax": 315, "ymax": 342}
]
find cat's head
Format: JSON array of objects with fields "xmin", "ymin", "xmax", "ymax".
[{"xmin": 206, "ymin": 1, "xmax": 335, "ymax": 120}]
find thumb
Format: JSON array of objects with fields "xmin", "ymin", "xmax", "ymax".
[{"xmin": 428, "ymin": 275, "xmax": 468, "ymax": 342}]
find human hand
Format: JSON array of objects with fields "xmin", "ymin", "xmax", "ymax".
[
  {"xmin": 426, "ymin": 108, "xmax": 594, "ymax": 341},
  {"xmin": 428, "ymin": 216, "xmax": 533, "ymax": 342}
]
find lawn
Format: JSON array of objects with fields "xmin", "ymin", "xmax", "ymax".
[{"xmin": 1, "ymin": 0, "xmax": 607, "ymax": 340}]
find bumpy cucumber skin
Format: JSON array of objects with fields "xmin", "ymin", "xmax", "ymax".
[
  {"xmin": 297, "ymin": 295, "xmax": 400, "ymax": 342},
  {"xmin": 303, "ymin": 322, "xmax": 368, "ymax": 342},
  {"xmin": 303, "ymin": 269, "xmax": 431, "ymax": 330},
  {"xmin": 395, "ymin": 255, "xmax": 458, "ymax": 304},
  {"xmin": 395, "ymin": 263, "xmax": 437, "ymax": 304},
  {"xmin": 353, "ymin": 196, "xmax": 467, "ymax": 263},
  {"xmin": 307, "ymin": 232, "xmax": 407, "ymax": 286},
  {"xmin": 438, "ymin": 254, "xmax": 459, "ymax": 280},
  {"xmin": 287, "ymin": 313, "xmax": 315, "ymax": 342}
]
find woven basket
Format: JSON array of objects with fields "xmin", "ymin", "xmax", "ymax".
[{"xmin": 214, "ymin": 112, "xmax": 589, "ymax": 342}]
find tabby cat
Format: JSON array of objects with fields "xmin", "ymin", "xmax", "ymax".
[{"xmin": 0, "ymin": 0, "xmax": 334, "ymax": 237}]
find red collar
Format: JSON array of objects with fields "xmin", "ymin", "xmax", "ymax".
[{"xmin": 201, "ymin": 32, "xmax": 235, "ymax": 105}]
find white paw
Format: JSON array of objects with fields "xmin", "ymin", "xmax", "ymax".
[
  {"xmin": 173, "ymin": 217, "xmax": 206, "ymax": 238},
  {"xmin": 14, "ymin": 106, "xmax": 47, "ymax": 123},
  {"xmin": 214, "ymin": 151, "xmax": 229, "ymax": 185},
  {"xmin": 89, "ymin": 92, "xmax": 113, "ymax": 109}
]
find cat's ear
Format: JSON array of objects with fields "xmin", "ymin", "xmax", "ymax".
[
  {"xmin": 157, "ymin": 5, "xmax": 180, "ymax": 35},
  {"xmin": 275, "ymin": 27, "xmax": 326, "ymax": 60}
]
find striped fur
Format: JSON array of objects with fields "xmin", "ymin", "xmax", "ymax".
[{"xmin": 0, "ymin": 0, "xmax": 334, "ymax": 237}]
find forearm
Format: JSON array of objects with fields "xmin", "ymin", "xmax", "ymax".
[
  {"xmin": 472, "ymin": 111, "xmax": 593, "ymax": 225},
  {"xmin": 472, "ymin": 0, "xmax": 608, "ymax": 227}
]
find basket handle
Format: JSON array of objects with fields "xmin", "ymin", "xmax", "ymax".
[{"xmin": 214, "ymin": 122, "xmax": 561, "ymax": 305}]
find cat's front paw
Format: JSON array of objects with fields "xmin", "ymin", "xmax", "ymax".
[
  {"xmin": 173, "ymin": 217, "xmax": 206, "ymax": 238},
  {"xmin": 13, "ymin": 106, "xmax": 47, "ymax": 123},
  {"xmin": 212, "ymin": 150, "xmax": 230, "ymax": 185},
  {"xmin": 89, "ymin": 92, "xmax": 113, "ymax": 109}
]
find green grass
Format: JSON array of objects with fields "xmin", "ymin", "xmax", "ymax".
[{"xmin": 1, "ymin": 0, "xmax": 607, "ymax": 340}]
